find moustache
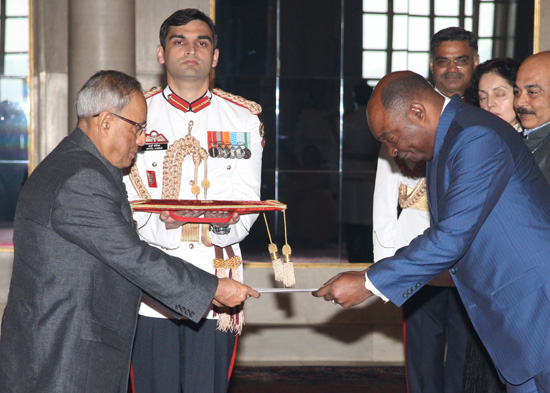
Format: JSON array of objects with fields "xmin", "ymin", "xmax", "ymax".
[
  {"xmin": 516, "ymin": 107, "xmax": 536, "ymax": 115},
  {"xmin": 442, "ymin": 72, "xmax": 463, "ymax": 79}
]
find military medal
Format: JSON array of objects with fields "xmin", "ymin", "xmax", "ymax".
[
  {"xmin": 235, "ymin": 145, "xmax": 243, "ymax": 159},
  {"xmin": 217, "ymin": 145, "xmax": 225, "ymax": 158},
  {"xmin": 208, "ymin": 146, "xmax": 219, "ymax": 158},
  {"xmin": 208, "ymin": 131, "xmax": 252, "ymax": 160},
  {"xmin": 243, "ymin": 132, "xmax": 251, "ymax": 159}
]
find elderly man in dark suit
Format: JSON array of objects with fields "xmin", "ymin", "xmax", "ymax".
[
  {"xmin": 315, "ymin": 70, "xmax": 550, "ymax": 393},
  {"xmin": 0, "ymin": 70, "xmax": 259, "ymax": 393}
]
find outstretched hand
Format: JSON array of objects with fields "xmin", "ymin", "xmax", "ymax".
[
  {"xmin": 160, "ymin": 210, "xmax": 205, "ymax": 229},
  {"xmin": 207, "ymin": 211, "xmax": 240, "ymax": 228},
  {"xmin": 213, "ymin": 278, "xmax": 260, "ymax": 308},
  {"xmin": 312, "ymin": 269, "xmax": 373, "ymax": 308}
]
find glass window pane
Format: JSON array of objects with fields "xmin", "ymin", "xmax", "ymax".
[
  {"xmin": 6, "ymin": 0, "xmax": 29, "ymax": 16},
  {"xmin": 281, "ymin": 1, "xmax": 341, "ymax": 78},
  {"xmin": 363, "ymin": 0, "xmax": 388, "ymax": 13},
  {"xmin": 280, "ymin": 172, "xmax": 341, "ymax": 261},
  {"xmin": 393, "ymin": 0, "xmax": 408, "ymax": 13},
  {"xmin": 465, "ymin": 0, "xmax": 474, "ymax": 16},
  {"xmin": 0, "ymin": 163, "xmax": 28, "ymax": 226},
  {"xmin": 5, "ymin": 18, "xmax": 29, "ymax": 52},
  {"xmin": 408, "ymin": 17, "xmax": 430, "ymax": 51},
  {"xmin": 391, "ymin": 51, "xmax": 407, "ymax": 71},
  {"xmin": 435, "ymin": 0, "xmax": 459, "ymax": 16},
  {"xmin": 280, "ymin": 78, "xmax": 340, "ymax": 171},
  {"xmin": 479, "ymin": 3, "xmax": 495, "ymax": 37},
  {"xmin": 0, "ymin": 79, "xmax": 25, "ymax": 103},
  {"xmin": 393, "ymin": 15, "xmax": 408, "ymax": 50},
  {"xmin": 409, "ymin": 0, "xmax": 429, "ymax": 16},
  {"xmin": 363, "ymin": 51, "xmax": 387, "ymax": 79},
  {"xmin": 363, "ymin": 14, "xmax": 387, "ymax": 49},
  {"xmin": 0, "ymin": 99, "xmax": 29, "ymax": 228},
  {"xmin": 465, "ymin": 17, "xmax": 473, "ymax": 32},
  {"xmin": 478, "ymin": 38, "xmax": 493, "ymax": 62},
  {"xmin": 434, "ymin": 17, "xmax": 460, "ymax": 34},
  {"xmin": 408, "ymin": 52, "xmax": 429, "ymax": 77},
  {"xmin": 4, "ymin": 54, "xmax": 28, "ymax": 77},
  {"xmin": 0, "ymin": 102, "xmax": 28, "ymax": 160}
]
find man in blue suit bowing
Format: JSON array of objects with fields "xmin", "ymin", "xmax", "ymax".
[{"xmin": 314, "ymin": 70, "xmax": 550, "ymax": 393}]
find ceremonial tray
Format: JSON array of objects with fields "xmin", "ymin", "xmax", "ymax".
[{"xmin": 130, "ymin": 199, "xmax": 287, "ymax": 223}]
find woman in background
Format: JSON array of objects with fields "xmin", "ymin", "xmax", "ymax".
[{"xmin": 467, "ymin": 57, "xmax": 522, "ymax": 131}]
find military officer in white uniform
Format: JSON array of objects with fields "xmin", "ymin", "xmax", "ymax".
[{"xmin": 123, "ymin": 9, "xmax": 263, "ymax": 393}]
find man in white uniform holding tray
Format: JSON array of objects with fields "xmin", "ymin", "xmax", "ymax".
[{"xmin": 124, "ymin": 8, "xmax": 263, "ymax": 393}]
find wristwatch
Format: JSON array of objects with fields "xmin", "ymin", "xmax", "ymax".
[{"xmin": 210, "ymin": 224, "xmax": 231, "ymax": 235}]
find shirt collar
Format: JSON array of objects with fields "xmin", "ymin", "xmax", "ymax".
[
  {"xmin": 441, "ymin": 96, "xmax": 451, "ymax": 113},
  {"xmin": 164, "ymin": 87, "xmax": 212, "ymax": 113},
  {"xmin": 434, "ymin": 86, "xmax": 464, "ymax": 100},
  {"xmin": 523, "ymin": 119, "xmax": 550, "ymax": 137}
]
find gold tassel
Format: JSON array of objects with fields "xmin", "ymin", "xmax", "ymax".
[
  {"xmin": 264, "ymin": 213, "xmax": 284, "ymax": 282},
  {"xmin": 213, "ymin": 246, "xmax": 244, "ymax": 335},
  {"xmin": 269, "ymin": 243, "xmax": 283, "ymax": 282},
  {"xmin": 281, "ymin": 244, "xmax": 295, "ymax": 287},
  {"xmin": 281, "ymin": 211, "xmax": 295, "ymax": 287}
]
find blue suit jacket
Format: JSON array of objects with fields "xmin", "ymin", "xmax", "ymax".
[{"xmin": 368, "ymin": 96, "xmax": 550, "ymax": 385}]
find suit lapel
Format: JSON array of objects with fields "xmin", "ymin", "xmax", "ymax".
[
  {"xmin": 427, "ymin": 95, "xmax": 462, "ymax": 225},
  {"xmin": 70, "ymin": 128, "xmax": 132, "ymax": 222},
  {"xmin": 426, "ymin": 160, "xmax": 437, "ymax": 225}
]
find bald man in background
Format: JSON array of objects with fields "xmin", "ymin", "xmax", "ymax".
[{"xmin": 514, "ymin": 51, "xmax": 550, "ymax": 184}]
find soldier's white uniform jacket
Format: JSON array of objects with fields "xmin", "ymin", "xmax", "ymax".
[{"xmin": 124, "ymin": 86, "xmax": 263, "ymax": 320}]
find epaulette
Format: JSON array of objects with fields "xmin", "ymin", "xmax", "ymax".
[
  {"xmin": 212, "ymin": 88, "xmax": 262, "ymax": 115},
  {"xmin": 143, "ymin": 86, "xmax": 162, "ymax": 99}
]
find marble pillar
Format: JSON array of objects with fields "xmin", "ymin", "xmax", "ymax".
[{"xmin": 68, "ymin": 0, "xmax": 136, "ymax": 124}]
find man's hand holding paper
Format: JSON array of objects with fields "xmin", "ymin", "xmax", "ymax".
[
  {"xmin": 213, "ymin": 277, "xmax": 260, "ymax": 308},
  {"xmin": 312, "ymin": 270, "xmax": 373, "ymax": 308}
]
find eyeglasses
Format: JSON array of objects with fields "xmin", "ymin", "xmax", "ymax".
[
  {"xmin": 93, "ymin": 111, "xmax": 147, "ymax": 136},
  {"xmin": 434, "ymin": 57, "xmax": 472, "ymax": 68}
]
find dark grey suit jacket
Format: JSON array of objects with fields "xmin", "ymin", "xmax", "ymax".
[
  {"xmin": 0, "ymin": 129, "xmax": 218, "ymax": 392},
  {"xmin": 524, "ymin": 121, "xmax": 550, "ymax": 184}
]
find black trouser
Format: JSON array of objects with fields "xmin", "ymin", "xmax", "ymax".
[{"xmin": 131, "ymin": 317, "xmax": 237, "ymax": 393}]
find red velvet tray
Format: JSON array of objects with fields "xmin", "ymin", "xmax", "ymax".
[{"xmin": 130, "ymin": 199, "xmax": 287, "ymax": 223}]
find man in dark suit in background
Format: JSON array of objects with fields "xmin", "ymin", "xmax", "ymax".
[
  {"xmin": 514, "ymin": 50, "xmax": 550, "ymax": 184},
  {"xmin": 315, "ymin": 70, "xmax": 550, "ymax": 393},
  {"xmin": 0, "ymin": 70, "xmax": 259, "ymax": 393}
]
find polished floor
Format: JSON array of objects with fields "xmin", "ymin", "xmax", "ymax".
[{"xmin": 228, "ymin": 366, "xmax": 407, "ymax": 393}]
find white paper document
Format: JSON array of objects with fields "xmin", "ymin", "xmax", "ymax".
[{"xmin": 255, "ymin": 288, "xmax": 319, "ymax": 293}]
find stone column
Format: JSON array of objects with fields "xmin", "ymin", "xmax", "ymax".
[
  {"xmin": 537, "ymin": 0, "xmax": 550, "ymax": 52},
  {"xmin": 31, "ymin": 0, "xmax": 68, "ymax": 164},
  {"xmin": 68, "ymin": 0, "xmax": 136, "ymax": 125}
]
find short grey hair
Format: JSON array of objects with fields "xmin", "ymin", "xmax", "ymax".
[{"xmin": 75, "ymin": 70, "xmax": 142, "ymax": 121}]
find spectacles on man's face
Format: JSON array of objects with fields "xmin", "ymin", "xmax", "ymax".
[
  {"xmin": 434, "ymin": 57, "xmax": 472, "ymax": 69},
  {"xmin": 93, "ymin": 111, "xmax": 147, "ymax": 136}
]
